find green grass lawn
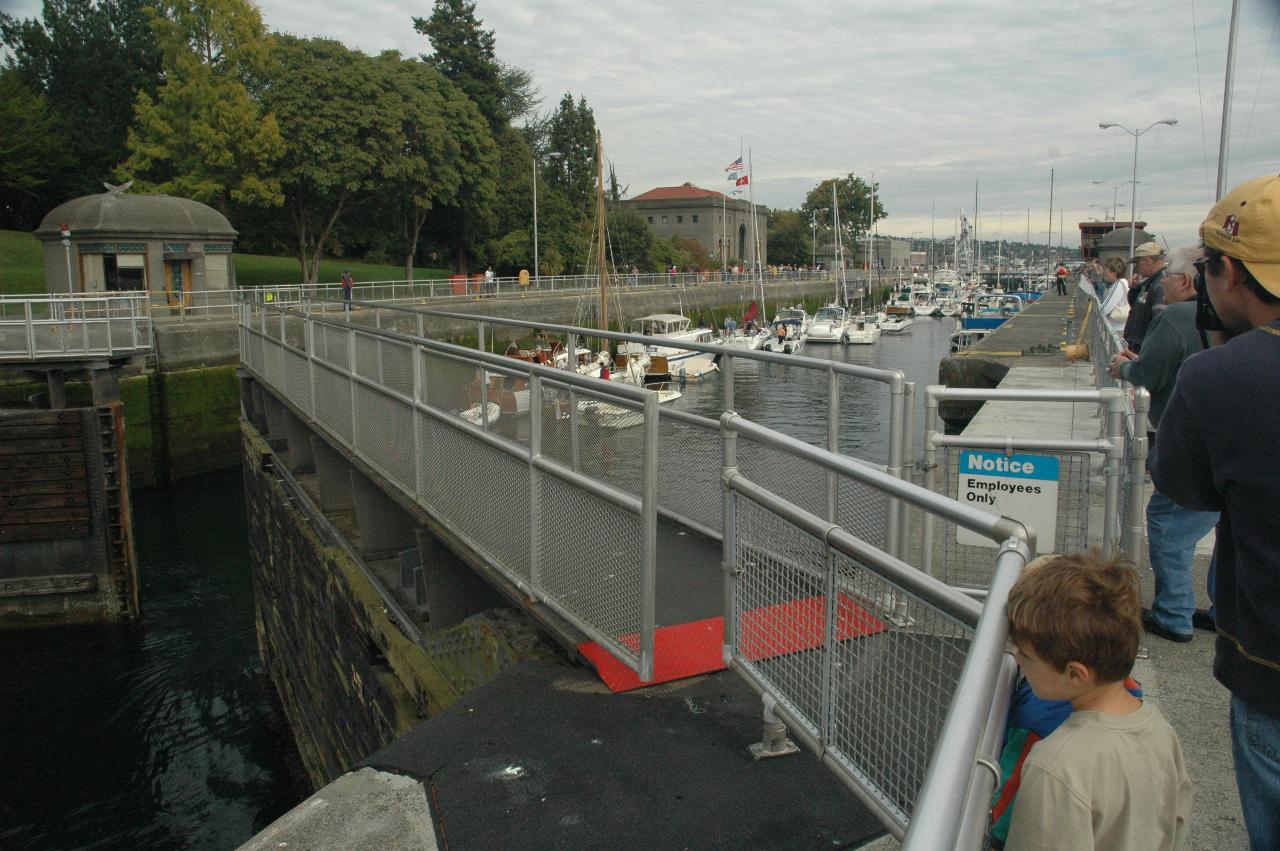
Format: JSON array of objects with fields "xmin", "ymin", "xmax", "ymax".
[
  {"xmin": 0, "ymin": 229, "xmax": 48, "ymax": 295},
  {"xmin": 0, "ymin": 228, "xmax": 449, "ymax": 295}
]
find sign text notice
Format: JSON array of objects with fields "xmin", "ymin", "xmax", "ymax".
[{"xmin": 955, "ymin": 449, "xmax": 1059, "ymax": 552}]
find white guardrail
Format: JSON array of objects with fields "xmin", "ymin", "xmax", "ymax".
[{"xmin": 0, "ymin": 292, "xmax": 153, "ymax": 360}]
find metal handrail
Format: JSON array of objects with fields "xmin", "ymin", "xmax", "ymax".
[{"xmin": 719, "ymin": 411, "xmax": 1030, "ymax": 846}]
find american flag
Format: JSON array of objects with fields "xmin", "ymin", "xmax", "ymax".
[{"xmin": 725, "ymin": 156, "xmax": 744, "ymax": 172}]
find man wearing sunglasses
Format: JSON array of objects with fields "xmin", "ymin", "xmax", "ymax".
[{"xmin": 1151, "ymin": 174, "xmax": 1280, "ymax": 850}]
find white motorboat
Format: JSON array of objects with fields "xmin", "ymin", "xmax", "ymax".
[
  {"xmin": 759, "ymin": 317, "xmax": 805, "ymax": 354},
  {"xmin": 879, "ymin": 313, "xmax": 914, "ymax": 333},
  {"xmin": 620, "ymin": 313, "xmax": 719, "ymax": 380},
  {"xmin": 807, "ymin": 304, "xmax": 850, "ymax": 344},
  {"xmin": 938, "ymin": 298, "xmax": 961, "ymax": 317},
  {"xmin": 772, "ymin": 305, "xmax": 811, "ymax": 334},
  {"xmin": 844, "ymin": 313, "xmax": 881, "ymax": 344}
]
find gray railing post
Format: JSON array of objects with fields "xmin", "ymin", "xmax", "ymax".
[
  {"xmin": 566, "ymin": 332, "xmax": 577, "ymax": 371},
  {"xmin": 1102, "ymin": 390, "xmax": 1126, "ymax": 555},
  {"xmin": 306, "ymin": 314, "xmax": 317, "ymax": 421},
  {"xmin": 722, "ymin": 351, "xmax": 734, "ymax": 412},
  {"xmin": 1127, "ymin": 389, "xmax": 1150, "ymax": 565},
  {"xmin": 899, "ymin": 381, "xmax": 916, "ymax": 559},
  {"xmin": 827, "ymin": 365, "xmax": 839, "ymax": 523},
  {"xmin": 640, "ymin": 390, "xmax": 659, "ymax": 682},
  {"xmin": 721, "ymin": 411, "xmax": 740, "ymax": 665},
  {"xmin": 24, "ymin": 302, "xmax": 34, "ymax": 359},
  {"xmin": 903, "ymin": 540, "xmax": 1029, "ymax": 850},
  {"xmin": 885, "ymin": 373, "xmax": 907, "ymax": 558},
  {"xmin": 922, "ymin": 387, "xmax": 940, "ymax": 573},
  {"xmin": 477, "ymin": 320, "xmax": 486, "ymax": 354},
  {"xmin": 568, "ymin": 388, "xmax": 580, "ymax": 471},
  {"xmin": 528, "ymin": 373, "xmax": 543, "ymax": 598},
  {"xmin": 479, "ymin": 364, "xmax": 490, "ymax": 431}
]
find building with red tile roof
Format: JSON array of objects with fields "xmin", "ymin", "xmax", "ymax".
[{"xmin": 621, "ymin": 183, "xmax": 768, "ymax": 267}]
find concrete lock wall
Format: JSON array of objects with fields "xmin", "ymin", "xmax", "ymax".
[{"xmin": 241, "ymin": 408, "xmax": 552, "ymax": 789}]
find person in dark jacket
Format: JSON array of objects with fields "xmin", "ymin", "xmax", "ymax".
[
  {"xmin": 1151, "ymin": 174, "xmax": 1280, "ymax": 850},
  {"xmin": 1122, "ymin": 242, "xmax": 1167, "ymax": 352},
  {"xmin": 1109, "ymin": 245, "xmax": 1217, "ymax": 641}
]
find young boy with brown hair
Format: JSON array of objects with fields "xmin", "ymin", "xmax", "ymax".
[{"xmin": 1003, "ymin": 552, "xmax": 1192, "ymax": 850}]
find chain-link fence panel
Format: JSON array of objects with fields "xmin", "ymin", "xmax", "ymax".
[
  {"xmin": 733, "ymin": 496, "xmax": 832, "ymax": 741},
  {"xmin": 422, "ymin": 350, "xmax": 486, "ymax": 425},
  {"xmin": 931, "ymin": 449, "xmax": 1090, "ymax": 589},
  {"xmin": 738, "ymin": 433, "xmax": 830, "ymax": 524},
  {"xmin": 283, "ymin": 347, "xmax": 312, "ymax": 415},
  {"xmin": 380, "ymin": 338, "xmax": 414, "ymax": 398},
  {"xmin": 836, "ymin": 468, "xmax": 891, "ymax": 551},
  {"xmin": 353, "ymin": 383, "xmax": 417, "ymax": 494},
  {"xmin": 354, "ymin": 331, "xmax": 380, "ymax": 383},
  {"xmin": 657, "ymin": 411, "xmax": 721, "ymax": 534},
  {"xmin": 827, "ymin": 549, "xmax": 973, "ymax": 831},
  {"xmin": 416, "ymin": 413, "xmax": 532, "ymax": 584},
  {"xmin": 536, "ymin": 470, "xmax": 644, "ymax": 667},
  {"xmin": 312, "ymin": 362, "xmax": 353, "ymax": 445}
]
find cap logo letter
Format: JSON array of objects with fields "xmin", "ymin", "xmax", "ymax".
[{"xmin": 1223, "ymin": 215, "xmax": 1240, "ymax": 237}]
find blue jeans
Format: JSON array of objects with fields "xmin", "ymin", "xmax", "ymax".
[
  {"xmin": 1146, "ymin": 488, "xmax": 1218, "ymax": 634},
  {"xmin": 1231, "ymin": 696, "xmax": 1280, "ymax": 849}
]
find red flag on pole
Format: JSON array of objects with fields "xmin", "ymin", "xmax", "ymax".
[{"xmin": 735, "ymin": 175, "xmax": 749, "ymax": 186}]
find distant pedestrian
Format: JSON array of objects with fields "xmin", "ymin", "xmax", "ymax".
[
  {"xmin": 1054, "ymin": 261, "xmax": 1068, "ymax": 295},
  {"xmin": 340, "ymin": 270, "xmax": 354, "ymax": 309},
  {"xmin": 484, "ymin": 265, "xmax": 495, "ymax": 297}
]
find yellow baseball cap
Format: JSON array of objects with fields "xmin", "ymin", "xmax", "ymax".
[{"xmin": 1201, "ymin": 174, "xmax": 1280, "ymax": 297}]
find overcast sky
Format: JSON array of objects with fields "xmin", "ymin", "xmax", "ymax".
[{"xmin": 5, "ymin": 0, "xmax": 1278, "ymax": 250}]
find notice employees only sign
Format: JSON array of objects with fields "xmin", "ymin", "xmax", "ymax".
[{"xmin": 956, "ymin": 449, "xmax": 1059, "ymax": 551}]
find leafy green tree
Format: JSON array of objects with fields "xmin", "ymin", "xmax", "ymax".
[
  {"xmin": 377, "ymin": 53, "xmax": 496, "ymax": 281},
  {"xmin": 262, "ymin": 36, "xmax": 399, "ymax": 283},
  {"xmin": 1, "ymin": 0, "xmax": 161, "ymax": 215},
  {"xmin": 604, "ymin": 206, "xmax": 653, "ymax": 272},
  {"xmin": 800, "ymin": 174, "xmax": 886, "ymax": 252},
  {"xmin": 0, "ymin": 69, "xmax": 73, "ymax": 228},
  {"xmin": 544, "ymin": 92, "xmax": 596, "ymax": 215},
  {"xmin": 767, "ymin": 209, "xmax": 811, "ymax": 266},
  {"xmin": 413, "ymin": 0, "xmax": 506, "ymax": 130},
  {"xmin": 120, "ymin": 0, "xmax": 283, "ymax": 211}
]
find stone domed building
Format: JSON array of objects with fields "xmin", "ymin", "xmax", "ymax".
[{"xmin": 34, "ymin": 187, "xmax": 237, "ymax": 302}]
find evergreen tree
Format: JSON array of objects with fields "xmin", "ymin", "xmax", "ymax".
[
  {"xmin": 413, "ymin": 0, "xmax": 506, "ymax": 131},
  {"xmin": 544, "ymin": 93, "xmax": 596, "ymax": 216},
  {"xmin": 1, "ymin": 0, "xmax": 161, "ymax": 216},
  {"xmin": 0, "ymin": 69, "xmax": 74, "ymax": 229}
]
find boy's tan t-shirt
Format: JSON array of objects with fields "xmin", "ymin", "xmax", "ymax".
[{"xmin": 1005, "ymin": 701, "xmax": 1191, "ymax": 850}]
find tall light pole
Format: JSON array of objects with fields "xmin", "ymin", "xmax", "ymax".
[
  {"xmin": 1098, "ymin": 119, "xmax": 1177, "ymax": 268},
  {"xmin": 1091, "ymin": 178, "xmax": 1135, "ymax": 224},
  {"xmin": 532, "ymin": 150, "xmax": 562, "ymax": 288}
]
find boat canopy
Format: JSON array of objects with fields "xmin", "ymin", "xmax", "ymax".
[
  {"xmin": 813, "ymin": 306, "xmax": 846, "ymax": 322},
  {"xmin": 631, "ymin": 314, "xmax": 692, "ymax": 334}
]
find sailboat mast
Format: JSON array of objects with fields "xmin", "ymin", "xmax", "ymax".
[
  {"xmin": 973, "ymin": 175, "xmax": 980, "ymax": 276},
  {"xmin": 748, "ymin": 147, "xmax": 765, "ymax": 317},
  {"xmin": 1216, "ymin": 0, "xmax": 1241, "ymax": 199},
  {"xmin": 1046, "ymin": 168, "xmax": 1055, "ymax": 275},
  {"xmin": 595, "ymin": 130, "xmax": 608, "ymax": 340}
]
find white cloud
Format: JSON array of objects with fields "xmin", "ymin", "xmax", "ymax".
[{"xmin": 5, "ymin": 0, "xmax": 1277, "ymax": 248}]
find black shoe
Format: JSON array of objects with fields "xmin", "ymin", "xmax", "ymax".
[
  {"xmin": 1142, "ymin": 608, "xmax": 1193, "ymax": 643},
  {"xmin": 1192, "ymin": 609, "xmax": 1216, "ymax": 632}
]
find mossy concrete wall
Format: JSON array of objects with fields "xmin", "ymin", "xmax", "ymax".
[
  {"xmin": 0, "ymin": 364, "xmax": 240, "ymax": 488},
  {"xmin": 242, "ymin": 425, "xmax": 549, "ymax": 788}
]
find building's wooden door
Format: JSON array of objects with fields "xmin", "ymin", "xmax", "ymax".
[{"xmin": 166, "ymin": 260, "xmax": 191, "ymax": 306}]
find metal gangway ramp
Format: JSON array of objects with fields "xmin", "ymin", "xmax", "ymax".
[{"xmin": 239, "ymin": 297, "xmax": 1034, "ymax": 848}]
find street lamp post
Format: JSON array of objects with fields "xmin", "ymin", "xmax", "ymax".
[
  {"xmin": 1098, "ymin": 120, "xmax": 1177, "ymax": 269},
  {"xmin": 532, "ymin": 150, "xmax": 562, "ymax": 288},
  {"xmin": 1091, "ymin": 178, "xmax": 1135, "ymax": 224}
]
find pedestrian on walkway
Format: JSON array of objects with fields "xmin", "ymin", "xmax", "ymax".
[
  {"xmin": 1152, "ymin": 174, "xmax": 1280, "ymax": 850},
  {"xmin": 1054, "ymin": 261, "xmax": 1068, "ymax": 295},
  {"xmin": 1108, "ymin": 245, "xmax": 1218, "ymax": 642},
  {"xmin": 340, "ymin": 270, "xmax": 354, "ymax": 310},
  {"xmin": 1123, "ymin": 242, "xmax": 1168, "ymax": 352}
]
